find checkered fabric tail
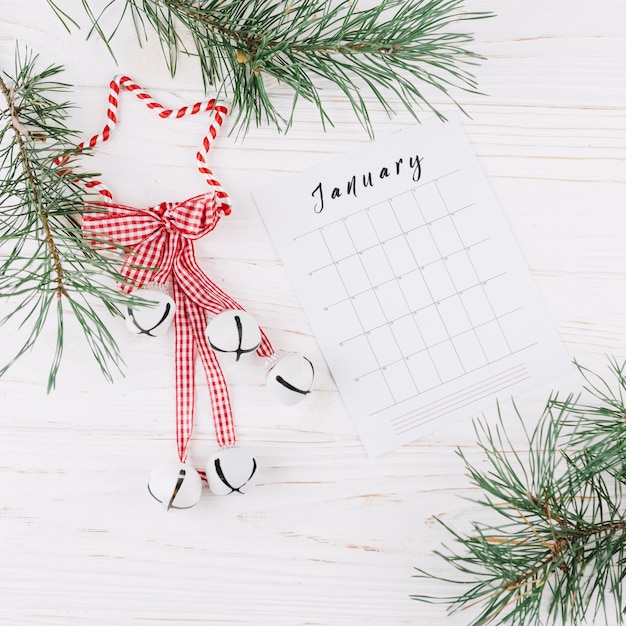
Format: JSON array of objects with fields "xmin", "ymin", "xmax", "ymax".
[{"xmin": 73, "ymin": 76, "xmax": 274, "ymax": 471}]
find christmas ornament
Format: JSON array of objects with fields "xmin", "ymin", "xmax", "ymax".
[
  {"xmin": 125, "ymin": 286, "xmax": 176, "ymax": 337},
  {"xmin": 205, "ymin": 447, "xmax": 257, "ymax": 496},
  {"xmin": 205, "ymin": 309, "xmax": 261, "ymax": 361},
  {"xmin": 147, "ymin": 462, "xmax": 203, "ymax": 510},
  {"xmin": 66, "ymin": 75, "xmax": 312, "ymax": 508},
  {"xmin": 266, "ymin": 353, "xmax": 315, "ymax": 406}
]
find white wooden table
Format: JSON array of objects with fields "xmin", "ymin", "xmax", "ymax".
[{"xmin": 1, "ymin": 2, "xmax": 625, "ymax": 624}]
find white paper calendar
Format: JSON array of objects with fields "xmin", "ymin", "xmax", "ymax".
[{"xmin": 253, "ymin": 117, "xmax": 570, "ymax": 456}]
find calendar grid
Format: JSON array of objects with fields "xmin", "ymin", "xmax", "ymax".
[
  {"xmin": 317, "ymin": 226, "xmax": 397, "ymax": 401},
  {"xmin": 297, "ymin": 169, "xmax": 539, "ymax": 415},
  {"xmin": 434, "ymin": 179, "xmax": 513, "ymax": 354}
]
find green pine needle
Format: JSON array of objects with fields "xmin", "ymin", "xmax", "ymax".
[
  {"xmin": 48, "ymin": 0, "xmax": 493, "ymax": 136},
  {"xmin": 413, "ymin": 361, "xmax": 626, "ymax": 626},
  {"xmin": 0, "ymin": 48, "xmax": 138, "ymax": 390}
]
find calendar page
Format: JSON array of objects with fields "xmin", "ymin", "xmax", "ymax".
[{"xmin": 253, "ymin": 117, "xmax": 570, "ymax": 456}]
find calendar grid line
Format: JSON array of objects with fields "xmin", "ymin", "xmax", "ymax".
[
  {"xmin": 309, "ymin": 229, "xmax": 487, "ymax": 278},
  {"xmin": 410, "ymin": 181, "xmax": 468, "ymax": 374},
  {"xmin": 389, "ymin": 363, "xmax": 527, "ymax": 422},
  {"xmin": 317, "ymin": 226, "xmax": 397, "ymax": 402},
  {"xmin": 372, "ymin": 350, "xmax": 534, "ymax": 417},
  {"xmin": 361, "ymin": 198, "xmax": 437, "ymax": 394},
  {"xmin": 393, "ymin": 366, "xmax": 531, "ymax": 435},
  {"xmin": 328, "ymin": 268, "xmax": 504, "ymax": 316},
  {"xmin": 353, "ymin": 306, "xmax": 525, "ymax": 381},
  {"xmin": 409, "ymin": 186, "xmax": 467, "ymax": 377},
  {"xmin": 434, "ymin": 179, "xmax": 514, "ymax": 354},
  {"xmin": 348, "ymin": 204, "xmax": 420, "ymax": 401},
  {"xmin": 428, "ymin": 180, "xmax": 489, "ymax": 363}
]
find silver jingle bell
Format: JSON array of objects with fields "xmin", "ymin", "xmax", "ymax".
[
  {"xmin": 125, "ymin": 288, "xmax": 176, "ymax": 337},
  {"xmin": 205, "ymin": 309, "xmax": 261, "ymax": 361},
  {"xmin": 205, "ymin": 448, "xmax": 257, "ymax": 496},
  {"xmin": 266, "ymin": 353, "xmax": 315, "ymax": 406},
  {"xmin": 147, "ymin": 462, "xmax": 202, "ymax": 510}
]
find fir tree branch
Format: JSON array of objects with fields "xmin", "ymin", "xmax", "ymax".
[
  {"xmin": 0, "ymin": 48, "xmax": 137, "ymax": 390},
  {"xmin": 413, "ymin": 367, "xmax": 626, "ymax": 626},
  {"xmin": 49, "ymin": 0, "xmax": 493, "ymax": 136},
  {"xmin": 0, "ymin": 73, "xmax": 66, "ymax": 300}
]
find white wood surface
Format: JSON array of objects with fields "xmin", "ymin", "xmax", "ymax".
[{"xmin": 1, "ymin": 2, "xmax": 625, "ymax": 624}]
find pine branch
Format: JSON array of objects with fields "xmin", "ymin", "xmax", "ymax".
[
  {"xmin": 48, "ymin": 0, "xmax": 492, "ymax": 136},
  {"xmin": 0, "ymin": 73, "xmax": 67, "ymax": 300},
  {"xmin": 413, "ymin": 363, "xmax": 626, "ymax": 626},
  {"xmin": 0, "ymin": 48, "xmax": 136, "ymax": 390}
]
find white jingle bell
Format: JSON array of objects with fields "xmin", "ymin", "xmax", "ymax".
[
  {"xmin": 147, "ymin": 462, "xmax": 202, "ymax": 510},
  {"xmin": 125, "ymin": 288, "xmax": 176, "ymax": 337},
  {"xmin": 206, "ymin": 448, "xmax": 257, "ymax": 495},
  {"xmin": 266, "ymin": 353, "xmax": 315, "ymax": 406},
  {"xmin": 206, "ymin": 309, "xmax": 261, "ymax": 361}
]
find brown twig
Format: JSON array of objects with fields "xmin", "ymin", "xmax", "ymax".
[{"xmin": 0, "ymin": 72, "xmax": 66, "ymax": 298}]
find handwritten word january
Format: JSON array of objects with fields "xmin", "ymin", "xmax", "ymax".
[{"xmin": 311, "ymin": 153, "xmax": 423, "ymax": 213}]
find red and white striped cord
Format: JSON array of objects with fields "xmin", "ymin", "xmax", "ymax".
[{"xmin": 55, "ymin": 75, "xmax": 231, "ymax": 212}]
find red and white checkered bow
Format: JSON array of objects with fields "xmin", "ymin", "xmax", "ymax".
[{"xmin": 75, "ymin": 76, "xmax": 274, "ymax": 471}]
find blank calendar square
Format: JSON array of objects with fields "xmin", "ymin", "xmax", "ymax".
[
  {"xmin": 414, "ymin": 182, "xmax": 448, "ymax": 222},
  {"xmin": 391, "ymin": 315, "xmax": 426, "ymax": 357},
  {"xmin": 453, "ymin": 205, "xmax": 488, "ymax": 248},
  {"xmin": 445, "ymin": 251, "xmax": 479, "ymax": 292},
  {"xmin": 352, "ymin": 289, "xmax": 387, "ymax": 330},
  {"xmin": 399, "ymin": 269, "xmax": 433, "ymax": 311},
  {"xmin": 467, "ymin": 240, "xmax": 501, "ymax": 283},
  {"xmin": 339, "ymin": 335, "xmax": 379, "ymax": 374},
  {"xmin": 322, "ymin": 220, "xmax": 356, "ymax": 261},
  {"xmin": 367, "ymin": 325, "xmax": 402, "ymax": 366},
  {"xmin": 345, "ymin": 210, "xmax": 380, "ymax": 251},
  {"xmin": 474, "ymin": 320, "xmax": 511, "ymax": 361},
  {"xmin": 325, "ymin": 300, "xmax": 361, "ymax": 343},
  {"xmin": 428, "ymin": 217, "xmax": 463, "ymax": 258},
  {"xmin": 436, "ymin": 294, "xmax": 472, "ymax": 337},
  {"xmin": 497, "ymin": 310, "xmax": 536, "ymax": 353},
  {"xmin": 383, "ymin": 360, "xmax": 418, "ymax": 402},
  {"xmin": 460, "ymin": 285, "xmax": 494, "ymax": 327},
  {"xmin": 429, "ymin": 341, "xmax": 465, "ymax": 382},
  {"xmin": 452, "ymin": 330, "xmax": 489, "ymax": 372},
  {"xmin": 355, "ymin": 371, "xmax": 394, "ymax": 410},
  {"xmin": 309, "ymin": 265, "xmax": 347, "ymax": 309},
  {"xmin": 436, "ymin": 171, "xmax": 469, "ymax": 213},
  {"xmin": 359, "ymin": 245, "xmax": 395, "ymax": 286},
  {"xmin": 406, "ymin": 227, "xmax": 440, "ymax": 267},
  {"xmin": 336, "ymin": 254, "xmax": 372, "ymax": 296},
  {"xmin": 421, "ymin": 260, "xmax": 457, "ymax": 302},
  {"xmin": 413, "ymin": 306, "xmax": 449, "ymax": 347},
  {"xmin": 406, "ymin": 350, "xmax": 441, "ymax": 393},
  {"xmin": 376, "ymin": 280, "xmax": 410, "ymax": 320},
  {"xmin": 368, "ymin": 201, "xmax": 403, "ymax": 242},
  {"xmin": 483, "ymin": 275, "xmax": 521, "ymax": 318},
  {"xmin": 391, "ymin": 191, "xmax": 424, "ymax": 231},
  {"xmin": 384, "ymin": 236, "xmax": 417, "ymax": 276},
  {"xmin": 299, "ymin": 230, "xmax": 333, "ymax": 269}
]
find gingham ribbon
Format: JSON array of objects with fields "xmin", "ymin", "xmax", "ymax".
[{"xmin": 75, "ymin": 76, "xmax": 273, "ymax": 465}]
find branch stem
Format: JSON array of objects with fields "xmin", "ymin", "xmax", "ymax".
[{"xmin": 0, "ymin": 72, "xmax": 66, "ymax": 299}]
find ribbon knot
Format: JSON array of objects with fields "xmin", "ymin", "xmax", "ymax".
[{"xmin": 84, "ymin": 190, "xmax": 274, "ymax": 467}]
